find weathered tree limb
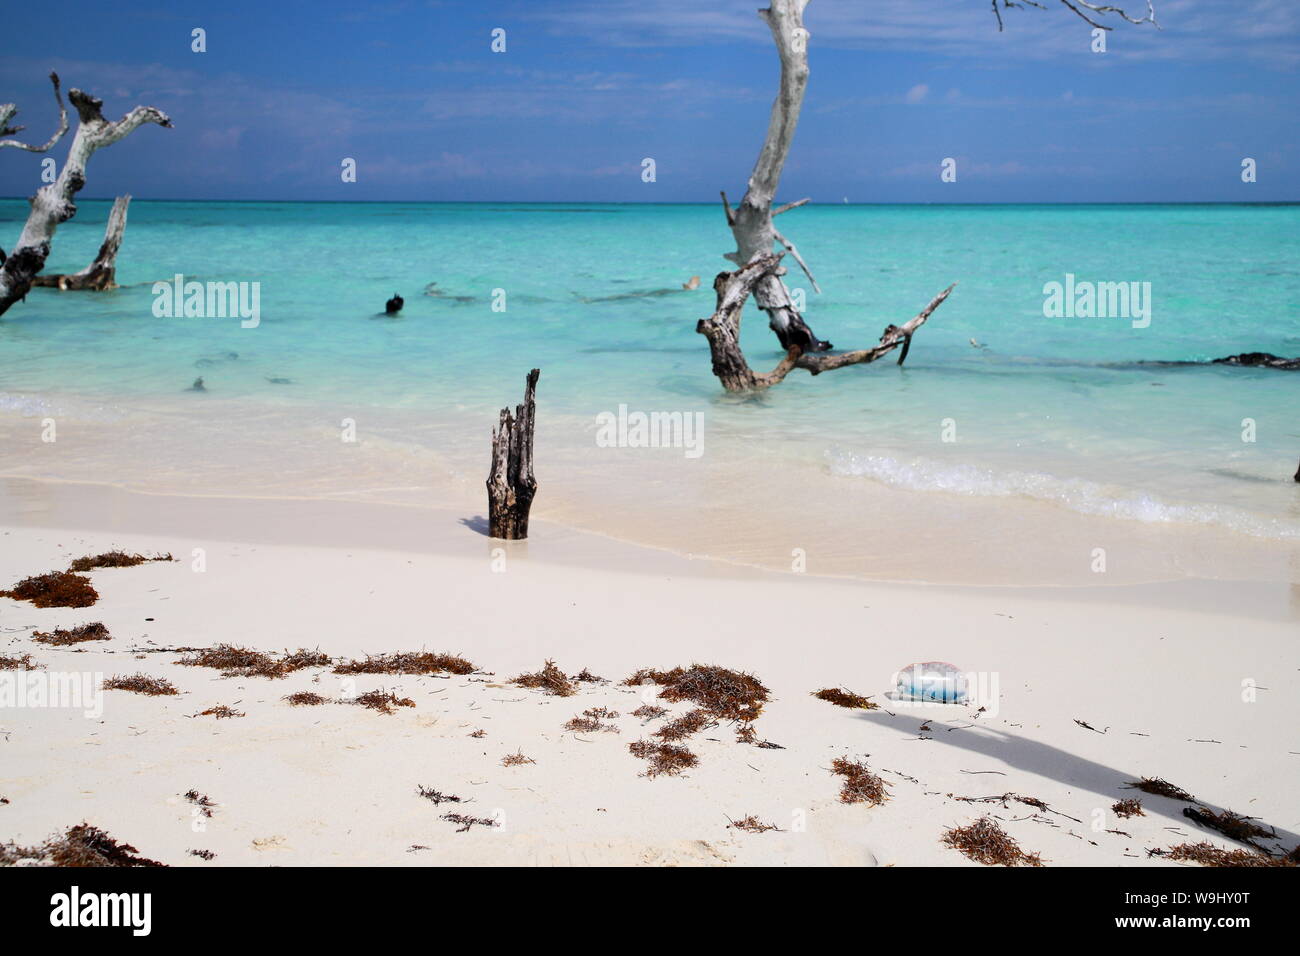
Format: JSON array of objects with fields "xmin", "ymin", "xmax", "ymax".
[
  {"xmin": 990, "ymin": 0, "xmax": 1158, "ymax": 32},
  {"xmin": 723, "ymin": 0, "xmax": 830, "ymax": 353},
  {"xmin": 32, "ymin": 195, "xmax": 130, "ymax": 291},
  {"xmin": 796, "ymin": 283, "xmax": 957, "ymax": 375},
  {"xmin": 0, "ymin": 73, "xmax": 68, "ymax": 154},
  {"xmin": 0, "ymin": 85, "xmax": 170, "ymax": 316},
  {"xmin": 487, "ymin": 369, "xmax": 540, "ymax": 540},
  {"xmin": 696, "ymin": 254, "xmax": 955, "ymax": 392}
]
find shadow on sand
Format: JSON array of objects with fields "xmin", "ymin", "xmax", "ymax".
[{"xmin": 858, "ymin": 711, "xmax": 1299, "ymax": 856}]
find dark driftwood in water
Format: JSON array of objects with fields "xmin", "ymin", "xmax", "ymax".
[
  {"xmin": 696, "ymin": 253, "xmax": 954, "ymax": 393},
  {"xmin": 487, "ymin": 369, "xmax": 540, "ymax": 539},
  {"xmin": 1211, "ymin": 352, "xmax": 1300, "ymax": 371},
  {"xmin": 32, "ymin": 196, "xmax": 129, "ymax": 291}
]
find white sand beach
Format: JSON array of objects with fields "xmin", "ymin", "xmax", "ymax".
[{"xmin": 2, "ymin": 478, "xmax": 1296, "ymax": 867}]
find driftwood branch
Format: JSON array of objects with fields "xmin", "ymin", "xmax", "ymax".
[
  {"xmin": 990, "ymin": 0, "xmax": 1159, "ymax": 32},
  {"xmin": 696, "ymin": 254, "xmax": 955, "ymax": 392},
  {"xmin": 772, "ymin": 197, "xmax": 810, "ymax": 216},
  {"xmin": 0, "ymin": 73, "xmax": 68, "ymax": 153},
  {"xmin": 32, "ymin": 195, "xmax": 130, "ymax": 291},
  {"xmin": 0, "ymin": 83, "xmax": 170, "ymax": 315},
  {"xmin": 796, "ymin": 283, "xmax": 956, "ymax": 375},
  {"xmin": 722, "ymin": 0, "xmax": 830, "ymax": 353},
  {"xmin": 487, "ymin": 369, "xmax": 540, "ymax": 540}
]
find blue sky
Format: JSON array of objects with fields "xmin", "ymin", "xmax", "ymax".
[{"xmin": 1, "ymin": 0, "xmax": 1296, "ymax": 202}]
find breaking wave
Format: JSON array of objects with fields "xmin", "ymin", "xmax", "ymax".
[{"xmin": 827, "ymin": 450, "xmax": 1300, "ymax": 540}]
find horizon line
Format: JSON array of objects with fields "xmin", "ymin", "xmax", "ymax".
[{"xmin": 1, "ymin": 197, "xmax": 1296, "ymax": 207}]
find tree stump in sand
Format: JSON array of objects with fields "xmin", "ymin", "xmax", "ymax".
[{"xmin": 487, "ymin": 368, "xmax": 540, "ymax": 539}]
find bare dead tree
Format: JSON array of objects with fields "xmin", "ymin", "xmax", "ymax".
[
  {"xmin": 0, "ymin": 80, "xmax": 170, "ymax": 316},
  {"xmin": 32, "ymin": 195, "xmax": 130, "ymax": 291},
  {"xmin": 702, "ymin": 0, "xmax": 956, "ymax": 392},
  {"xmin": 720, "ymin": 0, "xmax": 829, "ymax": 354},
  {"xmin": 698, "ymin": 0, "xmax": 1160, "ymax": 393},
  {"xmin": 487, "ymin": 369, "xmax": 540, "ymax": 540}
]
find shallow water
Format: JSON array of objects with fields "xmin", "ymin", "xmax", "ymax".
[{"xmin": 1, "ymin": 200, "xmax": 1297, "ymax": 584}]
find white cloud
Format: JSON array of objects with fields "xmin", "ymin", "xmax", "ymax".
[{"xmin": 521, "ymin": 0, "xmax": 1300, "ymax": 67}]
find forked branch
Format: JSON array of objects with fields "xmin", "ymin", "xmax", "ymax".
[
  {"xmin": 0, "ymin": 73, "xmax": 68, "ymax": 153},
  {"xmin": 990, "ymin": 0, "xmax": 1159, "ymax": 32},
  {"xmin": 696, "ymin": 254, "xmax": 955, "ymax": 392}
]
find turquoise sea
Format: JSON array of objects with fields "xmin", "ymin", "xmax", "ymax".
[{"xmin": 1, "ymin": 200, "xmax": 1297, "ymax": 585}]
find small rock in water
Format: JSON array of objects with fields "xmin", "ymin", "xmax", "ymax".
[
  {"xmin": 385, "ymin": 293, "xmax": 404, "ymax": 314},
  {"xmin": 682, "ymin": 275, "xmax": 701, "ymax": 290},
  {"xmin": 188, "ymin": 377, "xmax": 206, "ymax": 392},
  {"xmin": 894, "ymin": 661, "xmax": 968, "ymax": 703}
]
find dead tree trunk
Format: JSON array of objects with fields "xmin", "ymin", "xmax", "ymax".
[
  {"xmin": 722, "ymin": 0, "xmax": 829, "ymax": 353},
  {"xmin": 32, "ymin": 195, "xmax": 129, "ymax": 291},
  {"xmin": 487, "ymin": 369, "xmax": 540, "ymax": 540},
  {"xmin": 0, "ymin": 83, "xmax": 170, "ymax": 316},
  {"xmin": 698, "ymin": 254, "xmax": 955, "ymax": 392}
]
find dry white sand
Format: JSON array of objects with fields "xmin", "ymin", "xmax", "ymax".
[{"xmin": 1, "ymin": 479, "xmax": 1296, "ymax": 866}]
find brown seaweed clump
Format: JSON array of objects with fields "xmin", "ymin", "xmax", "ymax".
[
  {"xmin": 179, "ymin": 644, "xmax": 330, "ymax": 679},
  {"xmin": 728, "ymin": 815, "xmax": 780, "ymax": 834},
  {"xmin": 31, "ymin": 622, "xmax": 111, "ymax": 645},
  {"xmin": 188, "ymin": 849, "xmax": 216, "ymax": 861},
  {"xmin": 942, "ymin": 816, "xmax": 1043, "ymax": 867},
  {"xmin": 334, "ymin": 651, "xmax": 475, "ymax": 676},
  {"xmin": 564, "ymin": 715, "xmax": 618, "ymax": 733},
  {"xmin": 812, "ymin": 687, "xmax": 878, "ymax": 710},
  {"xmin": 195, "ymin": 704, "xmax": 244, "ymax": 719},
  {"xmin": 501, "ymin": 750, "xmax": 536, "ymax": 767},
  {"xmin": 1162, "ymin": 842, "xmax": 1295, "ymax": 868},
  {"xmin": 625, "ymin": 664, "xmax": 769, "ymax": 722},
  {"xmin": 279, "ymin": 648, "xmax": 333, "ymax": 671},
  {"xmin": 511, "ymin": 660, "xmax": 576, "ymax": 697},
  {"xmin": 441, "ymin": 812, "xmax": 498, "ymax": 832},
  {"xmin": 352, "ymin": 690, "xmax": 415, "ymax": 715},
  {"xmin": 831, "ymin": 757, "xmax": 890, "ymax": 807},
  {"xmin": 0, "ymin": 653, "xmax": 41, "ymax": 671},
  {"xmin": 631, "ymin": 704, "xmax": 667, "ymax": 720},
  {"xmin": 68, "ymin": 551, "xmax": 173, "ymax": 572},
  {"xmin": 1183, "ymin": 807, "xmax": 1274, "ymax": 846},
  {"xmin": 183, "ymin": 790, "xmax": 216, "ymax": 818},
  {"xmin": 1, "ymin": 571, "xmax": 98, "ymax": 608},
  {"xmin": 655, "ymin": 708, "xmax": 715, "ymax": 742},
  {"xmin": 0, "ymin": 823, "xmax": 165, "ymax": 867},
  {"xmin": 103, "ymin": 673, "xmax": 178, "ymax": 696},
  {"xmin": 573, "ymin": 668, "xmax": 605, "ymax": 683},
  {"xmin": 1127, "ymin": 777, "xmax": 1194, "ymax": 802},
  {"xmin": 1112, "ymin": 798, "xmax": 1145, "ymax": 819},
  {"xmin": 283, "ymin": 691, "xmax": 330, "ymax": 706},
  {"xmin": 628, "ymin": 739, "xmax": 697, "ymax": 777},
  {"xmin": 416, "ymin": 786, "xmax": 461, "ymax": 805}
]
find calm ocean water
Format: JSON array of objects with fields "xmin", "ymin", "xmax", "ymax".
[{"xmin": 1, "ymin": 200, "xmax": 1297, "ymax": 583}]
